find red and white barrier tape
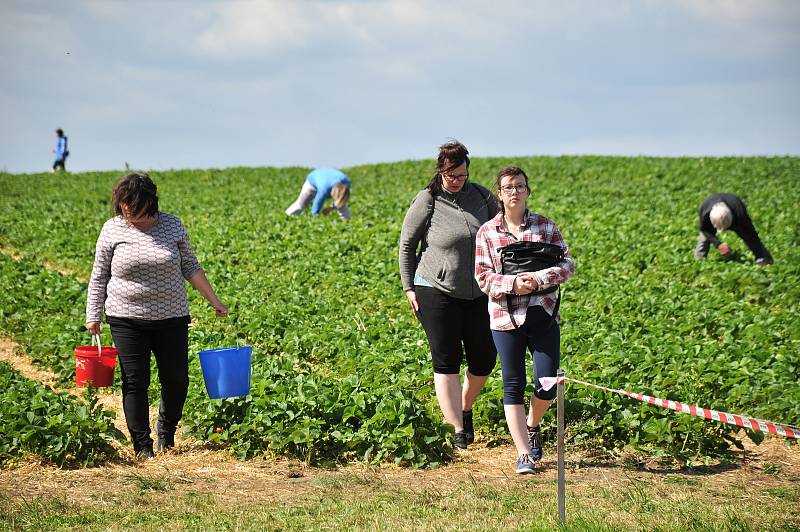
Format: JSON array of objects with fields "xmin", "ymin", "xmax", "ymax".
[{"xmin": 539, "ymin": 376, "xmax": 799, "ymax": 439}]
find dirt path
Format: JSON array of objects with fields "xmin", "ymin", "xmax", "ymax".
[
  {"xmin": 2, "ymin": 336, "xmax": 798, "ymax": 510},
  {"xmin": 0, "ymin": 336, "xmax": 153, "ymax": 439},
  {"xmin": 1, "ymin": 434, "xmax": 797, "ymax": 510},
  {"xmin": 0, "ymin": 336, "xmax": 59, "ymax": 388}
]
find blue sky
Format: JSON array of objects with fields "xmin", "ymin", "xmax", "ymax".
[{"xmin": 1, "ymin": 0, "xmax": 798, "ymax": 173}]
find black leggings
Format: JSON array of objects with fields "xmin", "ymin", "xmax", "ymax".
[
  {"xmin": 108, "ymin": 316, "xmax": 190, "ymax": 450},
  {"xmin": 491, "ymin": 306, "xmax": 560, "ymax": 404},
  {"xmin": 414, "ymin": 286, "xmax": 496, "ymax": 376}
]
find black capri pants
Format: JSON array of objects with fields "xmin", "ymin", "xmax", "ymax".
[
  {"xmin": 414, "ymin": 285, "xmax": 496, "ymax": 376},
  {"xmin": 491, "ymin": 306, "xmax": 560, "ymax": 404},
  {"xmin": 108, "ymin": 315, "xmax": 190, "ymax": 450}
]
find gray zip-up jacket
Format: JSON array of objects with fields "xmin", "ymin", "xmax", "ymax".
[{"xmin": 399, "ymin": 183, "xmax": 499, "ymax": 300}]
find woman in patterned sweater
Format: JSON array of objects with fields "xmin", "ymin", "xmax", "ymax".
[{"xmin": 85, "ymin": 173, "xmax": 228, "ymax": 459}]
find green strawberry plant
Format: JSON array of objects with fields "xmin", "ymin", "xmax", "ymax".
[{"xmin": 0, "ymin": 156, "xmax": 797, "ymax": 466}]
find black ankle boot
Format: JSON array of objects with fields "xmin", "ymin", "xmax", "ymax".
[
  {"xmin": 156, "ymin": 432, "xmax": 175, "ymax": 452},
  {"xmin": 453, "ymin": 430, "xmax": 468, "ymax": 450},
  {"xmin": 135, "ymin": 443, "xmax": 155, "ymax": 460},
  {"xmin": 462, "ymin": 410, "xmax": 474, "ymax": 444}
]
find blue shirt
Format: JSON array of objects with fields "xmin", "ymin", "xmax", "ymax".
[
  {"xmin": 306, "ymin": 168, "xmax": 350, "ymax": 215},
  {"xmin": 55, "ymin": 136, "xmax": 67, "ymax": 159}
]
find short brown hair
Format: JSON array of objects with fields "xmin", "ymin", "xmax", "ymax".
[
  {"xmin": 112, "ymin": 173, "xmax": 159, "ymax": 218},
  {"xmin": 495, "ymin": 166, "xmax": 530, "ymax": 214},
  {"xmin": 426, "ymin": 140, "xmax": 470, "ymax": 195}
]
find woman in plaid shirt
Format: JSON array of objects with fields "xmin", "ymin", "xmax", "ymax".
[{"xmin": 474, "ymin": 166, "xmax": 575, "ymax": 473}]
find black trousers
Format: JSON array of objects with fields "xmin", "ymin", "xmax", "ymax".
[
  {"xmin": 414, "ymin": 286, "xmax": 496, "ymax": 376},
  {"xmin": 108, "ymin": 316, "xmax": 190, "ymax": 450}
]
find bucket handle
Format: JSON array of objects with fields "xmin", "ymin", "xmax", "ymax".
[{"xmin": 91, "ymin": 334, "xmax": 102, "ymax": 356}]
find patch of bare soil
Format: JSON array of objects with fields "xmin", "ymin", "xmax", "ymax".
[
  {"xmin": 0, "ymin": 245, "xmax": 86, "ymax": 282},
  {"xmin": 0, "ymin": 336, "xmax": 58, "ymax": 387}
]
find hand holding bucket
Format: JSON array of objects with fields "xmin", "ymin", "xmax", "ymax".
[{"xmin": 74, "ymin": 332, "xmax": 118, "ymax": 387}]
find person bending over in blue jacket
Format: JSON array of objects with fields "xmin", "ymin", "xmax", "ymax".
[{"xmin": 285, "ymin": 168, "xmax": 351, "ymax": 220}]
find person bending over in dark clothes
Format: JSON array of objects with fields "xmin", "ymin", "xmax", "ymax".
[{"xmin": 694, "ymin": 192, "xmax": 773, "ymax": 266}]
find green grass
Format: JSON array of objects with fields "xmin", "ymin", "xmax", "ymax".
[{"xmin": 2, "ymin": 475, "xmax": 799, "ymax": 531}]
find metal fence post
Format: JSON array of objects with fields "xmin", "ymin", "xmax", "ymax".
[{"xmin": 557, "ymin": 368, "xmax": 565, "ymax": 523}]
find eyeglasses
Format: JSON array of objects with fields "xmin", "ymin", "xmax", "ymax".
[
  {"xmin": 442, "ymin": 172, "xmax": 469, "ymax": 182},
  {"xmin": 500, "ymin": 185, "xmax": 528, "ymax": 194}
]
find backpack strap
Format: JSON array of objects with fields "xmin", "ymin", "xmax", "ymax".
[
  {"xmin": 417, "ymin": 191, "xmax": 436, "ymax": 264},
  {"xmin": 472, "ymin": 183, "xmax": 492, "ymax": 213}
]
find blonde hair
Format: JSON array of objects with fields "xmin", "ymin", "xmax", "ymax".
[
  {"xmin": 709, "ymin": 202, "xmax": 733, "ymax": 231},
  {"xmin": 331, "ymin": 183, "xmax": 350, "ymax": 209}
]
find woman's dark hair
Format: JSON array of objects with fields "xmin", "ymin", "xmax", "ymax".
[
  {"xmin": 112, "ymin": 173, "xmax": 159, "ymax": 218},
  {"xmin": 425, "ymin": 140, "xmax": 470, "ymax": 195},
  {"xmin": 56, "ymin": 128, "xmax": 64, "ymax": 137},
  {"xmin": 495, "ymin": 165, "xmax": 530, "ymax": 215}
]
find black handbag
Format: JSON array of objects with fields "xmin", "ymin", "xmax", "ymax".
[{"xmin": 499, "ymin": 240, "xmax": 564, "ymax": 328}]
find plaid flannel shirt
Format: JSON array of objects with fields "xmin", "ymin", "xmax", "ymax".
[{"xmin": 475, "ymin": 210, "xmax": 575, "ymax": 330}]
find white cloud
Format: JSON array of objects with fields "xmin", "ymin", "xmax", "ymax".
[
  {"xmin": 196, "ymin": 2, "xmax": 324, "ymax": 57},
  {"xmin": 193, "ymin": 0, "xmax": 496, "ymax": 60}
]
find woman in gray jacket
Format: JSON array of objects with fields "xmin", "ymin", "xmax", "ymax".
[{"xmin": 399, "ymin": 141, "xmax": 499, "ymax": 449}]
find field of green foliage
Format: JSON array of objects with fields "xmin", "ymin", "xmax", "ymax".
[{"xmin": 0, "ymin": 156, "xmax": 798, "ymax": 466}]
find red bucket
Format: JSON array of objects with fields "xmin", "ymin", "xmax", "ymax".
[{"xmin": 74, "ymin": 345, "xmax": 118, "ymax": 387}]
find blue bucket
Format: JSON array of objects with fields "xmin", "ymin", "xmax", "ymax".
[{"xmin": 198, "ymin": 346, "xmax": 253, "ymax": 399}]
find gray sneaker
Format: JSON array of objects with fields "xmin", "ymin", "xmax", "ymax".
[
  {"xmin": 527, "ymin": 425, "xmax": 543, "ymax": 461},
  {"xmin": 515, "ymin": 453, "xmax": 536, "ymax": 474}
]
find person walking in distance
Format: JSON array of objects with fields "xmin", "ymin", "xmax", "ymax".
[{"xmin": 52, "ymin": 128, "xmax": 68, "ymax": 172}]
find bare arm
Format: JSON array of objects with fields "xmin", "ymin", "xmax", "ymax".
[
  {"xmin": 189, "ymin": 270, "xmax": 229, "ymax": 317},
  {"xmin": 85, "ymin": 225, "xmax": 113, "ymax": 335}
]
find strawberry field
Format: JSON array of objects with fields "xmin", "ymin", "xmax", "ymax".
[{"xmin": 0, "ymin": 156, "xmax": 798, "ymax": 466}]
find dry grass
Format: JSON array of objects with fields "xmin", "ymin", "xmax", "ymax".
[
  {"xmin": 1, "ymin": 431, "xmax": 797, "ymax": 508},
  {"xmin": 2, "ymin": 333, "xmax": 799, "ymax": 529},
  {"xmin": 0, "ymin": 336, "xmax": 59, "ymax": 388}
]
